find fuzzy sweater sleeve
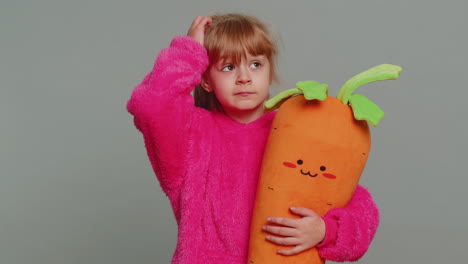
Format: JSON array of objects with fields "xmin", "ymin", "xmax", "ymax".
[
  {"xmin": 316, "ymin": 185, "xmax": 380, "ymax": 262},
  {"xmin": 127, "ymin": 36, "xmax": 209, "ymax": 194}
]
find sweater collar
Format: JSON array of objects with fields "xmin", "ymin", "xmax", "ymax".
[{"xmin": 212, "ymin": 111, "xmax": 276, "ymax": 130}]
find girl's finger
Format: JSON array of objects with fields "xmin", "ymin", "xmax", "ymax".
[
  {"xmin": 289, "ymin": 206, "xmax": 319, "ymax": 217},
  {"xmin": 265, "ymin": 235, "xmax": 299, "ymax": 246},
  {"xmin": 196, "ymin": 17, "xmax": 212, "ymax": 30},
  {"xmin": 191, "ymin": 16, "xmax": 203, "ymax": 27},
  {"xmin": 266, "ymin": 216, "xmax": 300, "ymax": 228},
  {"xmin": 195, "ymin": 16, "xmax": 210, "ymax": 28},
  {"xmin": 277, "ymin": 245, "xmax": 307, "ymax": 256},
  {"xmin": 262, "ymin": 225, "xmax": 298, "ymax": 237},
  {"xmin": 187, "ymin": 16, "xmax": 210, "ymax": 44},
  {"xmin": 203, "ymin": 17, "xmax": 212, "ymax": 26}
]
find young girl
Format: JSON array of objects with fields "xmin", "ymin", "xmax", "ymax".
[{"xmin": 127, "ymin": 14, "xmax": 379, "ymax": 264}]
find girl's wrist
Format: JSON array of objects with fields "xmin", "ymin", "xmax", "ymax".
[
  {"xmin": 316, "ymin": 216, "xmax": 338, "ymax": 248},
  {"xmin": 170, "ymin": 36, "xmax": 206, "ymax": 54}
]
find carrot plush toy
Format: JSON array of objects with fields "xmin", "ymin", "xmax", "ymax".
[{"xmin": 247, "ymin": 64, "xmax": 402, "ymax": 264}]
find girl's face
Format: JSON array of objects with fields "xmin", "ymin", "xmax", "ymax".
[{"xmin": 203, "ymin": 53, "xmax": 271, "ymax": 122}]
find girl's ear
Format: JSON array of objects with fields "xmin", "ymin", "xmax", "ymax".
[{"xmin": 201, "ymin": 77, "xmax": 212, "ymax": 92}]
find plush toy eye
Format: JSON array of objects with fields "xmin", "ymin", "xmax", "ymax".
[
  {"xmin": 297, "ymin": 160, "xmax": 303, "ymax": 165},
  {"xmin": 320, "ymin": 166, "xmax": 326, "ymax": 171}
]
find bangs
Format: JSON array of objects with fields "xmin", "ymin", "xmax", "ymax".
[{"xmin": 204, "ymin": 16, "xmax": 276, "ymax": 65}]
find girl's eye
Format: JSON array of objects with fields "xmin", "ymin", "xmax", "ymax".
[
  {"xmin": 221, "ymin": 64, "xmax": 234, "ymax": 72},
  {"xmin": 250, "ymin": 61, "xmax": 261, "ymax": 69}
]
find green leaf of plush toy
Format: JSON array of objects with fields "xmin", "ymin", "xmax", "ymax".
[
  {"xmin": 348, "ymin": 93, "xmax": 385, "ymax": 127},
  {"xmin": 296, "ymin": 81, "xmax": 328, "ymax": 101},
  {"xmin": 337, "ymin": 64, "xmax": 402, "ymax": 126},
  {"xmin": 338, "ymin": 64, "xmax": 402, "ymax": 105},
  {"xmin": 264, "ymin": 88, "xmax": 302, "ymax": 112},
  {"xmin": 264, "ymin": 81, "xmax": 329, "ymax": 112}
]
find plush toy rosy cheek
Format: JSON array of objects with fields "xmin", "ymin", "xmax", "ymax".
[{"xmin": 247, "ymin": 64, "xmax": 402, "ymax": 264}]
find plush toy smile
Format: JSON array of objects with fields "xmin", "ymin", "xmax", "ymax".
[
  {"xmin": 282, "ymin": 161, "xmax": 336, "ymax": 179},
  {"xmin": 301, "ymin": 170, "xmax": 318, "ymax": 177}
]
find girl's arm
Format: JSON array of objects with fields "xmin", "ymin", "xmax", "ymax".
[
  {"xmin": 316, "ymin": 185, "xmax": 380, "ymax": 262},
  {"xmin": 127, "ymin": 35, "xmax": 209, "ymax": 193},
  {"xmin": 264, "ymin": 185, "xmax": 379, "ymax": 260}
]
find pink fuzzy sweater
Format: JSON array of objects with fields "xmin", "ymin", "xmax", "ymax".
[{"xmin": 127, "ymin": 36, "xmax": 379, "ymax": 264}]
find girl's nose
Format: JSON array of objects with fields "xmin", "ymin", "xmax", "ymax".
[{"xmin": 236, "ymin": 66, "xmax": 252, "ymax": 85}]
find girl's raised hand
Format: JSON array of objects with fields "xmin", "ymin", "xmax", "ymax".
[
  {"xmin": 262, "ymin": 207, "xmax": 326, "ymax": 256},
  {"xmin": 187, "ymin": 16, "xmax": 212, "ymax": 46}
]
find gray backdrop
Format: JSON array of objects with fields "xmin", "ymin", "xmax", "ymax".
[{"xmin": 2, "ymin": 0, "xmax": 467, "ymax": 263}]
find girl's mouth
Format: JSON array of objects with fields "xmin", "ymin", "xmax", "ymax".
[{"xmin": 235, "ymin": 92, "xmax": 254, "ymax": 96}]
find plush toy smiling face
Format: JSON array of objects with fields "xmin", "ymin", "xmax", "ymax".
[
  {"xmin": 283, "ymin": 160, "xmax": 336, "ymax": 179},
  {"xmin": 257, "ymin": 95, "xmax": 372, "ymax": 215}
]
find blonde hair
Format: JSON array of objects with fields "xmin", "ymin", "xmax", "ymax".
[{"xmin": 194, "ymin": 13, "xmax": 279, "ymax": 111}]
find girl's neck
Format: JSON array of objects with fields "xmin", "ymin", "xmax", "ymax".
[{"xmin": 222, "ymin": 106, "xmax": 265, "ymax": 124}]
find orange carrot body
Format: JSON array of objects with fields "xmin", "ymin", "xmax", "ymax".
[{"xmin": 247, "ymin": 95, "xmax": 371, "ymax": 264}]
